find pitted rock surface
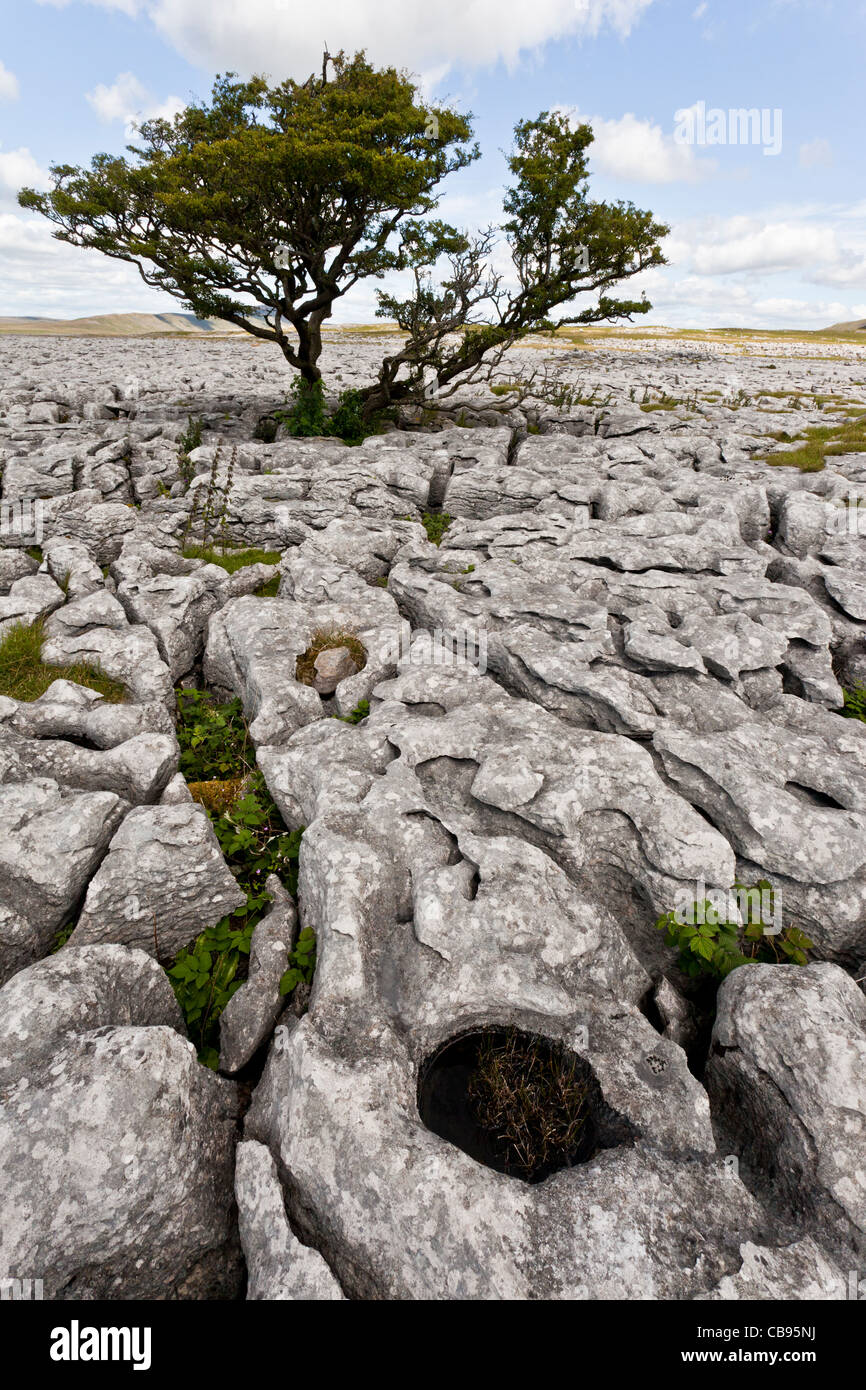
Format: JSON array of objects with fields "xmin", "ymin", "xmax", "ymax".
[{"xmin": 1, "ymin": 328, "xmax": 864, "ymax": 1300}]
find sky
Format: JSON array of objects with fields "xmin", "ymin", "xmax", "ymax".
[{"xmin": 1, "ymin": 0, "xmax": 864, "ymax": 328}]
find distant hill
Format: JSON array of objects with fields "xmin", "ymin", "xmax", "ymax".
[
  {"xmin": 824, "ymin": 319, "xmax": 866, "ymax": 333},
  {"xmin": 0, "ymin": 312, "xmax": 243, "ymax": 336}
]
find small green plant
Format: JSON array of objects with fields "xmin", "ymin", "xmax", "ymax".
[
  {"xmin": 255, "ymin": 575, "xmax": 281, "ymax": 597},
  {"xmin": 420, "ymin": 511, "xmax": 451, "ymax": 546},
  {"xmin": 277, "ymin": 378, "xmax": 328, "ymax": 436},
  {"xmin": 335, "ymin": 697, "xmax": 370, "ymax": 725},
  {"xmin": 168, "ymin": 771, "xmax": 305, "ymax": 1065},
  {"xmin": 176, "ymin": 689, "xmax": 253, "ymax": 781},
  {"xmin": 182, "ymin": 441, "xmax": 237, "ymax": 549},
  {"xmin": 326, "ymin": 387, "xmax": 371, "ymax": 445},
  {"xmin": 50, "ymin": 921, "xmax": 76, "ymax": 952},
  {"xmin": 0, "ymin": 619, "xmax": 126, "ymax": 703},
  {"xmin": 177, "ymin": 415, "xmax": 204, "ymax": 489},
  {"xmin": 279, "ymin": 926, "xmax": 317, "ymax": 996},
  {"xmin": 655, "ymin": 879, "xmax": 814, "ymax": 980},
  {"xmin": 210, "ymin": 773, "xmax": 303, "ymax": 901},
  {"xmin": 274, "ymin": 378, "xmax": 393, "ymax": 445},
  {"xmin": 842, "ymin": 684, "xmax": 866, "ymax": 723}
]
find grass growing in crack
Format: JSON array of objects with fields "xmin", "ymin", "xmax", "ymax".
[
  {"xmin": 50, "ymin": 921, "xmax": 76, "ymax": 953},
  {"xmin": 467, "ymin": 1029, "xmax": 593, "ymax": 1181},
  {"xmin": 295, "ymin": 629, "xmax": 367, "ymax": 686},
  {"xmin": 172, "ymin": 684, "xmax": 307, "ymax": 1066},
  {"xmin": 655, "ymin": 879, "xmax": 814, "ymax": 981},
  {"xmin": 757, "ymin": 413, "xmax": 866, "ymax": 472},
  {"xmin": 168, "ymin": 773, "xmax": 305, "ymax": 1068},
  {"xmin": 0, "ymin": 619, "xmax": 126, "ymax": 703},
  {"xmin": 842, "ymin": 684, "xmax": 866, "ymax": 723},
  {"xmin": 420, "ymin": 511, "xmax": 451, "ymax": 546},
  {"xmin": 182, "ymin": 543, "xmax": 281, "ymax": 573}
]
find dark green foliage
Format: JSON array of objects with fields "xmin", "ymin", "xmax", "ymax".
[
  {"xmin": 279, "ymin": 926, "xmax": 317, "ymax": 997},
  {"xmin": 168, "ymin": 771, "xmax": 304, "ymax": 1065},
  {"xmin": 50, "ymin": 921, "xmax": 76, "ymax": 953},
  {"xmin": 655, "ymin": 879, "xmax": 814, "ymax": 980},
  {"xmin": 172, "ymin": 690, "xmax": 307, "ymax": 1064},
  {"xmin": 20, "ymin": 54, "xmax": 475, "ymax": 385},
  {"xmin": 178, "ymin": 415, "xmax": 203, "ymax": 456},
  {"xmin": 211, "ymin": 772, "xmax": 303, "ymax": 903},
  {"xmin": 334, "ymin": 697, "xmax": 370, "ymax": 725},
  {"xmin": 277, "ymin": 378, "xmax": 328, "ymax": 436},
  {"xmin": 176, "ymin": 688, "xmax": 253, "ymax": 781},
  {"xmin": 420, "ymin": 511, "xmax": 451, "ymax": 545},
  {"xmin": 275, "ymin": 379, "xmax": 393, "ymax": 445},
  {"xmin": 842, "ymin": 684, "xmax": 866, "ymax": 723},
  {"xmin": 20, "ymin": 53, "xmax": 666, "ymax": 419}
]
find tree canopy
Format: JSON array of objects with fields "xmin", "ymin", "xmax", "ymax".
[{"xmin": 20, "ymin": 51, "xmax": 669, "ymax": 419}]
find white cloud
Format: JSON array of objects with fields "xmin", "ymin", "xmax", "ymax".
[
  {"xmin": 0, "ymin": 147, "xmax": 52, "ymax": 201},
  {"xmin": 799, "ymin": 137, "xmax": 834, "ymax": 169},
  {"xmin": 689, "ymin": 218, "xmax": 835, "ymax": 275},
  {"xmin": 692, "ymin": 2, "xmax": 708, "ymax": 16},
  {"xmin": 37, "ymin": 0, "xmax": 655, "ymax": 79},
  {"xmin": 0, "ymin": 60, "xmax": 20, "ymax": 102},
  {"xmin": 0, "ymin": 208, "xmax": 180, "ymax": 317},
  {"xmin": 559, "ymin": 107, "xmax": 712, "ymax": 183},
  {"xmin": 87, "ymin": 72, "xmax": 149, "ymax": 123},
  {"xmin": 660, "ymin": 208, "xmax": 866, "ymax": 294},
  {"xmin": 637, "ymin": 270, "xmax": 866, "ymax": 330},
  {"xmin": 86, "ymin": 72, "xmax": 185, "ymax": 135}
]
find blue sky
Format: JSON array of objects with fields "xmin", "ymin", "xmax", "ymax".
[{"xmin": 1, "ymin": 0, "xmax": 864, "ymax": 327}]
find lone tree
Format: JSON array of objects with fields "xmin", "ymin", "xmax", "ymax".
[{"xmin": 20, "ymin": 51, "xmax": 669, "ymax": 421}]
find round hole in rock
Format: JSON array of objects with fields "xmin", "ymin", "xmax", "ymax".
[
  {"xmin": 295, "ymin": 628, "xmax": 367, "ymax": 691},
  {"xmin": 417, "ymin": 1026, "xmax": 636, "ymax": 1184}
]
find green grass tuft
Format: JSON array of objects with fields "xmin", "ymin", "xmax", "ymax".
[
  {"xmin": 757, "ymin": 414, "xmax": 866, "ymax": 472},
  {"xmin": 182, "ymin": 544, "xmax": 281, "ymax": 574},
  {"xmin": 0, "ymin": 620, "xmax": 126, "ymax": 703}
]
